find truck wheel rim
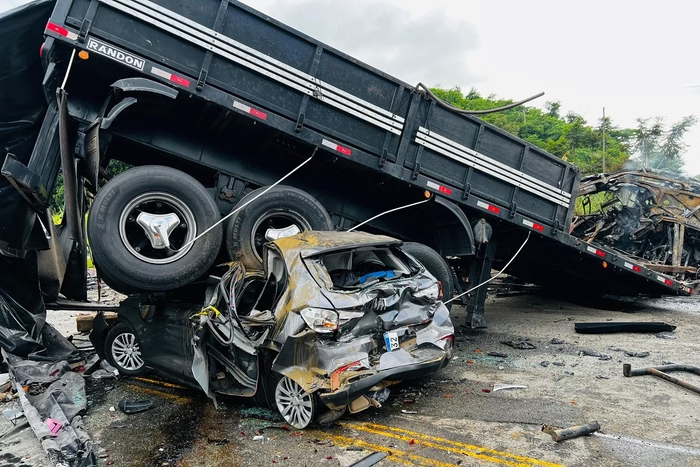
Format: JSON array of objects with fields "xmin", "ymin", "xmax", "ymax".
[
  {"xmin": 111, "ymin": 332, "xmax": 144, "ymax": 371},
  {"xmin": 275, "ymin": 376, "xmax": 314, "ymax": 429},
  {"xmin": 251, "ymin": 211, "xmax": 310, "ymax": 263},
  {"xmin": 119, "ymin": 192, "xmax": 197, "ymax": 264}
]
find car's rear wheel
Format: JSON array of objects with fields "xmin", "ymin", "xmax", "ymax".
[
  {"xmin": 402, "ymin": 242, "xmax": 455, "ymax": 309},
  {"xmin": 88, "ymin": 166, "xmax": 223, "ymax": 293},
  {"xmin": 226, "ymin": 185, "xmax": 333, "ymax": 271},
  {"xmin": 104, "ymin": 323, "xmax": 146, "ymax": 376},
  {"xmin": 274, "ymin": 375, "xmax": 315, "ymax": 429}
]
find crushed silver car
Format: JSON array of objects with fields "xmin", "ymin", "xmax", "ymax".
[{"xmin": 91, "ymin": 231, "xmax": 454, "ymax": 428}]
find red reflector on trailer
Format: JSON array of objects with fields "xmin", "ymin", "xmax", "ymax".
[
  {"xmin": 151, "ymin": 66, "xmax": 191, "ymax": 88},
  {"xmin": 46, "ymin": 22, "xmax": 68, "ymax": 36},
  {"xmin": 587, "ymin": 246, "xmax": 606, "ymax": 257},
  {"xmin": 46, "ymin": 22, "xmax": 78, "ymax": 40},
  {"xmin": 476, "ymin": 201, "xmax": 501, "ymax": 214},
  {"xmin": 169, "ymin": 74, "xmax": 190, "ymax": 87},
  {"xmin": 233, "ymin": 101, "xmax": 268, "ymax": 120},
  {"xmin": 633, "ymin": 265, "xmax": 642, "ymax": 273},
  {"xmin": 665, "ymin": 278, "xmax": 673, "ymax": 286},
  {"xmin": 321, "ymin": 139, "xmax": 352, "ymax": 156},
  {"xmin": 426, "ymin": 181, "xmax": 452, "ymax": 195},
  {"xmin": 522, "ymin": 219, "xmax": 544, "ymax": 232}
]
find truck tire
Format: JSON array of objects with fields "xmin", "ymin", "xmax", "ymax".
[
  {"xmin": 401, "ymin": 242, "xmax": 455, "ymax": 309},
  {"xmin": 226, "ymin": 185, "xmax": 333, "ymax": 270},
  {"xmin": 88, "ymin": 166, "xmax": 223, "ymax": 293}
]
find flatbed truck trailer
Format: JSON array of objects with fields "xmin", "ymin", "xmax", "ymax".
[{"xmin": 0, "ymin": 0, "xmax": 693, "ymax": 329}]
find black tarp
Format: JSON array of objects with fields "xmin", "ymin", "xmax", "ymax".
[{"xmin": 0, "ymin": 0, "xmax": 56, "ymax": 255}]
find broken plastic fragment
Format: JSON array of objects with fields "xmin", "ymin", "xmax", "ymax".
[
  {"xmin": 118, "ymin": 399, "xmax": 153, "ymax": 414},
  {"xmin": 492, "ymin": 384, "xmax": 527, "ymax": 392},
  {"xmin": 2, "ymin": 408, "xmax": 24, "ymax": 423},
  {"xmin": 46, "ymin": 418, "xmax": 62, "ymax": 436}
]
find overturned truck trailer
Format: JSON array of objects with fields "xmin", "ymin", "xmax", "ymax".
[{"xmin": 0, "ymin": 0, "xmax": 695, "ymax": 340}]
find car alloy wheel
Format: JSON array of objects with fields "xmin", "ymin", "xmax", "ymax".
[
  {"xmin": 275, "ymin": 376, "xmax": 315, "ymax": 429},
  {"xmin": 110, "ymin": 331, "xmax": 145, "ymax": 372}
]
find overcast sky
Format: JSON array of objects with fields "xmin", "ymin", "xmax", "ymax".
[{"xmin": 3, "ymin": 0, "xmax": 700, "ymax": 173}]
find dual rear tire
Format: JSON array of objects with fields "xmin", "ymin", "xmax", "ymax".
[{"xmin": 88, "ymin": 166, "xmax": 332, "ymax": 292}]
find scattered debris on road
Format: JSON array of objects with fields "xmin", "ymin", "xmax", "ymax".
[
  {"xmin": 623, "ymin": 363, "xmax": 700, "ymax": 396},
  {"xmin": 542, "ymin": 421, "xmax": 601, "ymax": 442},
  {"xmin": 500, "ymin": 339, "xmax": 537, "ymax": 349},
  {"xmin": 492, "ymin": 384, "xmax": 527, "ymax": 392},
  {"xmin": 349, "ymin": 451, "xmax": 388, "ymax": 467},
  {"xmin": 117, "ymin": 399, "xmax": 154, "ymax": 414},
  {"xmin": 575, "ymin": 322, "xmax": 677, "ymax": 334}
]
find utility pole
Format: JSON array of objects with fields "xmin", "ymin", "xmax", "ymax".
[{"xmin": 602, "ymin": 107, "xmax": 606, "ymax": 173}]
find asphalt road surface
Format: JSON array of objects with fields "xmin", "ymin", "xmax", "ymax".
[{"xmin": 3, "ymin": 292, "xmax": 700, "ymax": 467}]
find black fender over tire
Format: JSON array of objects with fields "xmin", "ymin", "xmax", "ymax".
[
  {"xmin": 401, "ymin": 242, "xmax": 455, "ymax": 309},
  {"xmin": 88, "ymin": 165, "xmax": 223, "ymax": 293},
  {"xmin": 226, "ymin": 185, "xmax": 333, "ymax": 270}
]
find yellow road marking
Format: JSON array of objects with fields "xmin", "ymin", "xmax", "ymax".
[
  {"xmin": 134, "ymin": 377, "xmax": 189, "ymax": 390},
  {"xmin": 123, "ymin": 383, "xmax": 191, "ymax": 404},
  {"xmin": 318, "ymin": 433, "xmax": 453, "ymax": 467},
  {"xmin": 343, "ymin": 422, "xmax": 565, "ymax": 467}
]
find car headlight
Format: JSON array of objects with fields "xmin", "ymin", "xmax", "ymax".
[
  {"xmin": 300, "ymin": 308, "xmax": 338, "ymax": 333},
  {"xmin": 413, "ymin": 282, "xmax": 441, "ymax": 302}
]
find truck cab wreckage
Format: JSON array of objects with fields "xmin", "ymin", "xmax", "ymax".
[{"xmin": 574, "ymin": 171, "xmax": 700, "ymax": 283}]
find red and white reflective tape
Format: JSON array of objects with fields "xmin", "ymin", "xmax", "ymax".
[
  {"xmin": 46, "ymin": 22, "xmax": 78, "ymax": 40},
  {"xmin": 321, "ymin": 139, "xmax": 352, "ymax": 156},
  {"xmin": 656, "ymin": 275, "xmax": 674, "ymax": 287},
  {"xmin": 476, "ymin": 200, "xmax": 501, "ymax": 214},
  {"xmin": 232, "ymin": 101, "xmax": 267, "ymax": 120},
  {"xmin": 522, "ymin": 219, "xmax": 544, "ymax": 232},
  {"xmin": 586, "ymin": 246, "xmax": 606, "ymax": 257},
  {"xmin": 624, "ymin": 262, "xmax": 642, "ymax": 273},
  {"xmin": 426, "ymin": 181, "xmax": 453, "ymax": 195},
  {"xmin": 150, "ymin": 66, "xmax": 191, "ymax": 87}
]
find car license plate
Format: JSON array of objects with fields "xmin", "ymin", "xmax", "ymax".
[{"xmin": 384, "ymin": 331, "xmax": 399, "ymax": 352}]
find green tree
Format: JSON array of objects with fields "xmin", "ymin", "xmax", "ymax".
[
  {"xmin": 632, "ymin": 116, "xmax": 697, "ymax": 173},
  {"xmin": 430, "ymin": 87, "xmax": 634, "ymax": 175}
]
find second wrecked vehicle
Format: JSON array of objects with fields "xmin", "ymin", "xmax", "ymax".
[
  {"xmin": 574, "ymin": 170, "xmax": 700, "ymax": 282},
  {"xmin": 91, "ymin": 231, "xmax": 454, "ymax": 429}
]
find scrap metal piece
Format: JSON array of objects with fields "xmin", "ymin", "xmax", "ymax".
[
  {"xmin": 575, "ymin": 322, "xmax": 676, "ymax": 334},
  {"xmin": 492, "ymin": 384, "xmax": 527, "ymax": 392},
  {"xmin": 542, "ymin": 421, "xmax": 601, "ymax": 442},
  {"xmin": 623, "ymin": 363, "xmax": 700, "ymax": 395},
  {"xmin": 349, "ymin": 451, "xmax": 389, "ymax": 467}
]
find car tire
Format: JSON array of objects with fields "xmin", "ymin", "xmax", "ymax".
[
  {"xmin": 88, "ymin": 165, "xmax": 223, "ymax": 293},
  {"xmin": 104, "ymin": 323, "xmax": 146, "ymax": 376},
  {"xmin": 401, "ymin": 242, "xmax": 455, "ymax": 309},
  {"xmin": 274, "ymin": 374, "xmax": 316, "ymax": 429},
  {"xmin": 226, "ymin": 185, "xmax": 333, "ymax": 270}
]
